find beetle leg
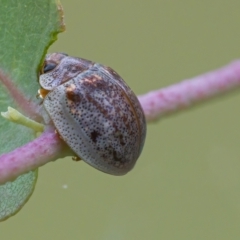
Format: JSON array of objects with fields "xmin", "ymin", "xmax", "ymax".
[{"xmin": 72, "ymin": 156, "xmax": 81, "ymax": 161}]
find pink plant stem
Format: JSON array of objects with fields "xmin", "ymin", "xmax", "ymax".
[
  {"xmin": 1, "ymin": 60, "xmax": 240, "ymax": 184},
  {"xmin": 0, "ymin": 70, "xmax": 41, "ymax": 120},
  {"xmin": 138, "ymin": 60, "xmax": 240, "ymax": 122},
  {"xmin": 0, "ymin": 130, "xmax": 65, "ymax": 184}
]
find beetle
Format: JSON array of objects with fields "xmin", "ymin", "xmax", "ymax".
[{"xmin": 38, "ymin": 53, "xmax": 146, "ymax": 175}]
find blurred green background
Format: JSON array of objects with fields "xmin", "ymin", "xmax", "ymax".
[{"xmin": 1, "ymin": 0, "xmax": 240, "ymax": 239}]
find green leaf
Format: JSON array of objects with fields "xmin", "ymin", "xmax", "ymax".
[
  {"xmin": 0, "ymin": 0, "xmax": 64, "ymax": 221},
  {"xmin": 0, "ymin": 171, "xmax": 38, "ymax": 221}
]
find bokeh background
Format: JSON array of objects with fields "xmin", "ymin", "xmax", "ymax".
[{"xmin": 2, "ymin": 0, "xmax": 240, "ymax": 239}]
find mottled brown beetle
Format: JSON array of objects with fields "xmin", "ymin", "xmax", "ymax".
[{"xmin": 38, "ymin": 53, "xmax": 146, "ymax": 175}]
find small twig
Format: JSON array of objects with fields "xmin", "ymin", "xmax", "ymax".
[
  {"xmin": 0, "ymin": 130, "xmax": 67, "ymax": 184},
  {"xmin": 1, "ymin": 59, "xmax": 240, "ymax": 184},
  {"xmin": 138, "ymin": 60, "xmax": 240, "ymax": 121},
  {"xmin": 1, "ymin": 107, "xmax": 44, "ymax": 133}
]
